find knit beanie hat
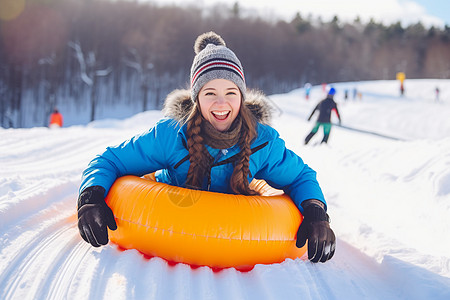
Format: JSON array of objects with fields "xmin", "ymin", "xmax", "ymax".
[{"xmin": 190, "ymin": 32, "xmax": 246, "ymax": 103}]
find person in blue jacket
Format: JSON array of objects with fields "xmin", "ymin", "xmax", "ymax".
[{"xmin": 77, "ymin": 32, "xmax": 336, "ymax": 263}]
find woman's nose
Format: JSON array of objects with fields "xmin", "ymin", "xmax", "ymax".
[{"xmin": 216, "ymin": 95, "xmax": 226, "ymax": 103}]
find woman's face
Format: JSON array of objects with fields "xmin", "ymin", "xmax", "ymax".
[{"xmin": 198, "ymin": 79, "xmax": 241, "ymax": 132}]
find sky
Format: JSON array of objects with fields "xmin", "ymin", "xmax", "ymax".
[{"xmin": 144, "ymin": 0, "xmax": 450, "ymax": 28}]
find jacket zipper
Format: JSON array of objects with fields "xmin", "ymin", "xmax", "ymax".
[{"xmin": 207, "ymin": 149, "xmax": 228, "ymax": 191}]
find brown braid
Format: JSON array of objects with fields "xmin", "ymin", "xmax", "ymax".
[
  {"xmin": 185, "ymin": 105, "xmax": 210, "ymax": 189},
  {"xmin": 230, "ymin": 104, "xmax": 259, "ymax": 195}
]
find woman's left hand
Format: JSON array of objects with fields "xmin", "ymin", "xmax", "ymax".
[{"xmin": 296, "ymin": 203, "xmax": 336, "ymax": 263}]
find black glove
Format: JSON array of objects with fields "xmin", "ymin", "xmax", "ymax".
[
  {"xmin": 296, "ymin": 203, "xmax": 336, "ymax": 263},
  {"xmin": 77, "ymin": 186, "xmax": 117, "ymax": 247}
]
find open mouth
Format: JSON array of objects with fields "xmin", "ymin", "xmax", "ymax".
[{"xmin": 212, "ymin": 111, "xmax": 230, "ymax": 121}]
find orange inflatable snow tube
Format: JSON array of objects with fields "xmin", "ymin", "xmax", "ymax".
[{"xmin": 105, "ymin": 174, "xmax": 306, "ymax": 269}]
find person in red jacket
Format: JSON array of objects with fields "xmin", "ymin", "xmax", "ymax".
[{"xmin": 49, "ymin": 108, "xmax": 63, "ymax": 128}]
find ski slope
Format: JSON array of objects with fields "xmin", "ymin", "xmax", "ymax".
[{"xmin": 1, "ymin": 79, "xmax": 450, "ymax": 299}]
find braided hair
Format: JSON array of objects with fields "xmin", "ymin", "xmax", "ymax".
[
  {"xmin": 229, "ymin": 104, "xmax": 258, "ymax": 195},
  {"xmin": 185, "ymin": 101, "xmax": 259, "ymax": 195},
  {"xmin": 185, "ymin": 104, "xmax": 210, "ymax": 189}
]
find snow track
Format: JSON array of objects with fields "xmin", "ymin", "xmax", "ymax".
[{"xmin": 1, "ymin": 80, "xmax": 450, "ymax": 299}]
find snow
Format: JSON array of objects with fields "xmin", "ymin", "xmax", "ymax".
[{"xmin": 1, "ymin": 79, "xmax": 450, "ymax": 299}]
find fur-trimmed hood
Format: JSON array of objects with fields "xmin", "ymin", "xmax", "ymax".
[{"xmin": 162, "ymin": 89, "xmax": 275, "ymax": 125}]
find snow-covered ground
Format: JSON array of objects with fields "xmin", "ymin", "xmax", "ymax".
[{"xmin": 1, "ymin": 79, "xmax": 450, "ymax": 299}]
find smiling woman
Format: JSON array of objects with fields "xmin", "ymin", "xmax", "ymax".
[{"xmin": 77, "ymin": 31, "xmax": 335, "ymax": 264}]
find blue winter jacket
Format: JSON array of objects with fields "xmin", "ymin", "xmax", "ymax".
[{"xmin": 79, "ymin": 90, "xmax": 326, "ymax": 212}]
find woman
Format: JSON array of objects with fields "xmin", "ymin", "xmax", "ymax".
[{"xmin": 77, "ymin": 32, "xmax": 335, "ymax": 263}]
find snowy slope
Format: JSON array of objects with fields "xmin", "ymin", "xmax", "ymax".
[{"xmin": 1, "ymin": 79, "xmax": 450, "ymax": 299}]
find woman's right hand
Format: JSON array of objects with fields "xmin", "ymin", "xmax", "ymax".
[{"xmin": 77, "ymin": 186, "xmax": 117, "ymax": 247}]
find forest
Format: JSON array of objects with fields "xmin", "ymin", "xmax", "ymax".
[{"xmin": 1, "ymin": 0, "xmax": 449, "ymax": 127}]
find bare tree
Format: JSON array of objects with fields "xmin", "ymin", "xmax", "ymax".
[
  {"xmin": 123, "ymin": 48, "xmax": 154, "ymax": 112},
  {"xmin": 69, "ymin": 41, "xmax": 112, "ymax": 122},
  {"xmin": 38, "ymin": 53, "xmax": 59, "ymax": 126}
]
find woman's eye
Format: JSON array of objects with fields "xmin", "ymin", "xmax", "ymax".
[
  {"xmin": 205, "ymin": 92, "xmax": 215, "ymax": 96},
  {"xmin": 226, "ymin": 92, "xmax": 237, "ymax": 95}
]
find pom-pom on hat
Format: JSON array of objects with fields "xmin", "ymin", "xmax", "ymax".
[{"xmin": 190, "ymin": 32, "xmax": 246, "ymax": 102}]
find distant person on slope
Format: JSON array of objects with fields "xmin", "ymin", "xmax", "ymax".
[
  {"xmin": 304, "ymin": 87, "xmax": 341, "ymax": 145},
  {"xmin": 49, "ymin": 108, "xmax": 63, "ymax": 128},
  {"xmin": 304, "ymin": 82, "xmax": 312, "ymax": 100}
]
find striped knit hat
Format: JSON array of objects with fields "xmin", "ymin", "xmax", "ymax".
[{"xmin": 190, "ymin": 32, "xmax": 246, "ymax": 103}]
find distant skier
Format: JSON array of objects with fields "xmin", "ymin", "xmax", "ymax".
[
  {"xmin": 305, "ymin": 87, "xmax": 341, "ymax": 145},
  {"xmin": 304, "ymin": 82, "xmax": 312, "ymax": 100},
  {"xmin": 49, "ymin": 108, "xmax": 63, "ymax": 128},
  {"xmin": 435, "ymin": 86, "xmax": 440, "ymax": 102}
]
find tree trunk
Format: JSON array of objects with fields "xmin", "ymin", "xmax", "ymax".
[
  {"xmin": 90, "ymin": 77, "xmax": 97, "ymax": 122},
  {"xmin": 142, "ymin": 83, "xmax": 148, "ymax": 112}
]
